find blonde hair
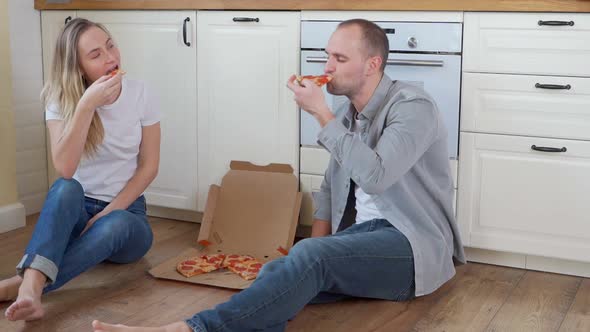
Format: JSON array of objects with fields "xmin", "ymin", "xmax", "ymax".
[{"xmin": 41, "ymin": 18, "xmax": 111, "ymax": 157}]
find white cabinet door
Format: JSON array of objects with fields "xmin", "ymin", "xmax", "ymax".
[
  {"xmin": 196, "ymin": 11, "xmax": 300, "ymax": 211},
  {"xmin": 80, "ymin": 11, "xmax": 198, "ymax": 210},
  {"xmin": 457, "ymin": 132, "xmax": 590, "ymax": 262},
  {"xmin": 41, "ymin": 11, "xmax": 77, "ymax": 86},
  {"xmin": 41, "ymin": 11, "xmax": 77, "ymax": 185},
  {"xmin": 463, "ymin": 12, "xmax": 590, "ymax": 77}
]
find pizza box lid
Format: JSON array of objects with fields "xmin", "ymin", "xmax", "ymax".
[{"xmin": 149, "ymin": 160, "xmax": 302, "ymax": 289}]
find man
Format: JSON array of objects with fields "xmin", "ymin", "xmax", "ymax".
[{"xmin": 92, "ymin": 18, "xmax": 465, "ymax": 332}]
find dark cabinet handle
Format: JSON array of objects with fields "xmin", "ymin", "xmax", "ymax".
[
  {"xmin": 65, "ymin": 16, "xmax": 72, "ymax": 25},
  {"xmin": 233, "ymin": 17, "xmax": 260, "ymax": 23},
  {"xmin": 538, "ymin": 20, "xmax": 574, "ymax": 26},
  {"xmin": 183, "ymin": 17, "xmax": 191, "ymax": 47},
  {"xmin": 531, "ymin": 145, "xmax": 567, "ymax": 153},
  {"xmin": 535, "ymin": 83, "xmax": 571, "ymax": 90}
]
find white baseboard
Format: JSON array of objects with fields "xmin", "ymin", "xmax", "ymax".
[
  {"xmin": 146, "ymin": 205, "xmax": 202, "ymax": 223},
  {"xmin": 20, "ymin": 192, "xmax": 46, "ymax": 216},
  {"xmin": 465, "ymin": 247, "xmax": 526, "ymax": 269},
  {"xmin": 526, "ymin": 255, "xmax": 590, "ymax": 278},
  {"xmin": 465, "ymin": 246, "xmax": 590, "ymax": 278},
  {"xmin": 0, "ymin": 202, "xmax": 26, "ymax": 233}
]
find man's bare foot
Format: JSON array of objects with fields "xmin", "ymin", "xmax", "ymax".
[
  {"xmin": 0, "ymin": 275, "xmax": 22, "ymax": 301},
  {"xmin": 92, "ymin": 320, "xmax": 192, "ymax": 332},
  {"xmin": 5, "ymin": 296, "xmax": 45, "ymax": 321}
]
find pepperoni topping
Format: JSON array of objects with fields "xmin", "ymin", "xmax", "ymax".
[
  {"xmin": 249, "ymin": 263, "xmax": 262, "ymax": 269},
  {"xmin": 181, "ymin": 266, "xmax": 193, "ymax": 270},
  {"xmin": 183, "ymin": 260, "xmax": 197, "ymax": 265}
]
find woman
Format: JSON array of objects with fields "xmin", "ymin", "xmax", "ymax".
[{"xmin": 0, "ymin": 18, "xmax": 160, "ymax": 321}]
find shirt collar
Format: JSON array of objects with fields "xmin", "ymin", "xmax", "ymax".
[{"xmin": 344, "ymin": 74, "xmax": 393, "ymax": 123}]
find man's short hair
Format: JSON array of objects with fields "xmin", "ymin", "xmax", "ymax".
[{"xmin": 338, "ymin": 19, "xmax": 389, "ymax": 72}]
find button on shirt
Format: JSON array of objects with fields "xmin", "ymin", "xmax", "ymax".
[{"xmin": 312, "ymin": 74, "xmax": 465, "ymax": 296}]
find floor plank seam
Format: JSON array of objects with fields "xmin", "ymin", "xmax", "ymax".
[
  {"xmin": 482, "ymin": 269, "xmax": 527, "ymax": 331},
  {"xmin": 555, "ymin": 277, "xmax": 583, "ymax": 332}
]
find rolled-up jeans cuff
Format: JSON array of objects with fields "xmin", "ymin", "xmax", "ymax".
[
  {"xmin": 185, "ymin": 318, "xmax": 206, "ymax": 332},
  {"xmin": 16, "ymin": 254, "xmax": 58, "ymax": 284}
]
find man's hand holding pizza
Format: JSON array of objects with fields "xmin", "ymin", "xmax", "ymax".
[{"xmin": 287, "ymin": 74, "xmax": 335, "ymax": 128}]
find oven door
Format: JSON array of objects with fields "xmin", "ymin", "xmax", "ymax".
[{"xmin": 300, "ymin": 50, "xmax": 461, "ymax": 159}]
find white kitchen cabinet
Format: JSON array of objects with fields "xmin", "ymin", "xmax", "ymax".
[
  {"xmin": 463, "ymin": 12, "xmax": 590, "ymax": 77},
  {"xmin": 41, "ymin": 11, "xmax": 77, "ymax": 185},
  {"xmin": 461, "ymin": 72, "xmax": 590, "ymax": 141},
  {"xmin": 69, "ymin": 11, "xmax": 199, "ymax": 210},
  {"xmin": 196, "ymin": 11, "xmax": 300, "ymax": 211},
  {"xmin": 458, "ymin": 12, "xmax": 590, "ymax": 273},
  {"xmin": 41, "ymin": 11, "xmax": 77, "ymax": 87},
  {"xmin": 457, "ymin": 132, "xmax": 590, "ymax": 263}
]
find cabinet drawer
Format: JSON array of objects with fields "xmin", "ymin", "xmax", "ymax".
[
  {"xmin": 461, "ymin": 72, "xmax": 590, "ymax": 140},
  {"xmin": 457, "ymin": 132, "xmax": 590, "ymax": 262},
  {"xmin": 463, "ymin": 12, "xmax": 590, "ymax": 77}
]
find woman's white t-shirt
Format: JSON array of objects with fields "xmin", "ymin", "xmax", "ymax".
[{"xmin": 45, "ymin": 78, "xmax": 160, "ymax": 202}]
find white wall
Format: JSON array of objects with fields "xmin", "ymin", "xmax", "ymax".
[
  {"xmin": 0, "ymin": 0, "xmax": 26, "ymax": 233},
  {"xmin": 8, "ymin": 0, "xmax": 47, "ymax": 215}
]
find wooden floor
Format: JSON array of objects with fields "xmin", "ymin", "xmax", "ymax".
[{"xmin": 1, "ymin": 215, "xmax": 589, "ymax": 332}]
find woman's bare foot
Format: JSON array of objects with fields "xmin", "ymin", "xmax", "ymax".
[
  {"xmin": 5, "ymin": 297, "xmax": 44, "ymax": 321},
  {"xmin": 0, "ymin": 275, "xmax": 22, "ymax": 301},
  {"xmin": 92, "ymin": 320, "xmax": 192, "ymax": 332},
  {"xmin": 4, "ymin": 268, "xmax": 46, "ymax": 321}
]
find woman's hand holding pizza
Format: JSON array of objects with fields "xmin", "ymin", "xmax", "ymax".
[{"xmin": 80, "ymin": 72, "xmax": 124, "ymax": 111}]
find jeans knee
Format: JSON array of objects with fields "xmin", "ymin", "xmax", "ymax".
[
  {"xmin": 98, "ymin": 210, "xmax": 135, "ymax": 236},
  {"xmin": 97, "ymin": 211, "xmax": 152, "ymax": 252},
  {"xmin": 289, "ymin": 238, "xmax": 323, "ymax": 264},
  {"xmin": 51, "ymin": 178, "xmax": 84, "ymax": 200}
]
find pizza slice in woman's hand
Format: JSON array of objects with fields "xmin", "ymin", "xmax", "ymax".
[{"xmin": 108, "ymin": 68, "xmax": 126, "ymax": 77}]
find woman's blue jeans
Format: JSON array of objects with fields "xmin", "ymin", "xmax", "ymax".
[
  {"xmin": 15, "ymin": 178, "xmax": 153, "ymax": 293},
  {"xmin": 186, "ymin": 219, "xmax": 415, "ymax": 332}
]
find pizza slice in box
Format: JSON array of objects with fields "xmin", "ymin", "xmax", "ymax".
[
  {"xmin": 226, "ymin": 258, "xmax": 264, "ymax": 281},
  {"xmin": 176, "ymin": 256, "xmax": 220, "ymax": 278},
  {"xmin": 222, "ymin": 254, "xmax": 256, "ymax": 268},
  {"xmin": 200, "ymin": 253, "xmax": 226, "ymax": 269},
  {"xmin": 296, "ymin": 74, "xmax": 332, "ymax": 87}
]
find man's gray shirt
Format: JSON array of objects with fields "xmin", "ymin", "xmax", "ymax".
[{"xmin": 313, "ymin": 74, "xmax": 466, "ymax": 296}]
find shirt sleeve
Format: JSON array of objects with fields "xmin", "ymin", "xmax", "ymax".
[
  {"xmin": 140, "ymin": 84, "xmax": 161, "ymax": 126},
  {"xmin": 45, "ymin": 103, "xmax": 63, "ymax": 121},
  {"xmin": 317, "ymin": 97, "xmax": 439, "ymax": 195}
]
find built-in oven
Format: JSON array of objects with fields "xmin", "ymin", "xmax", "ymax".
[{"xmin": 300, "ymin": 20, "xmax": 462, "ymax": 159}]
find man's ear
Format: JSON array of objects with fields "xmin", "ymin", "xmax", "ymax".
[{"xmin": 366, "ymin": 55, "xmax": 382, "ymax": 75}]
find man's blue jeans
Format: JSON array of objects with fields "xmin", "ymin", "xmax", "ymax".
[
  {"xmin": 15, "ymin": 178, "xmax": 153, "ymax": 293},
  {"xmin": 186, "ymin": 219, "xmax": 415, "ymax": 332}
]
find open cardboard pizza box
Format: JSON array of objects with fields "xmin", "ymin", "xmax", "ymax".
[{"xmin": 149, "ymin": 161, "xmax": 302, "ymax": 289}]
